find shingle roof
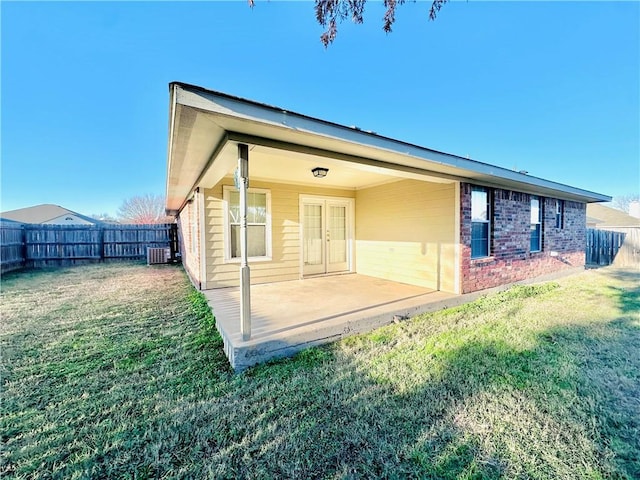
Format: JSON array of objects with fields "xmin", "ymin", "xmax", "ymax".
[
  {"xmin": 0, "ymin": 204, "xmax": 101, "ymax": 224},
  {"xmin": 586, "ymin": 204, "xmax": 640, "ymax": 228},
  {"xmin": 167, "ymin": 82, "xmax": 611, "ymax": 212}
]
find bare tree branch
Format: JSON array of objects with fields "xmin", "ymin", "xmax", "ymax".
[
  {"xmin": 117, "ymin": 194, "xmax": 172, "ymax": 224},
  {"xmin": 90, "ymin": 212, "xmax": 118, "ymax": 223},
  {"xmin": 612, "ymin": 194, "xmax": 640, "ymax": 214}
]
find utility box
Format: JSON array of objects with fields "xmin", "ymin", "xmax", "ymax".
[{"xmin": 147, "ymin": 247, "xmax": 169, "ymax": 265}]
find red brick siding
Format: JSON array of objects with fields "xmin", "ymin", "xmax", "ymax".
[
  {"xmin": 460, "ymin": 183, "xmax": 586, "ymax": 293},
  {"xmin": 176, "ymin": 197, "xmax": 202, "ymax": 288}
]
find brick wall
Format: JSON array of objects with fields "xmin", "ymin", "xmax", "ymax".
[
  {"xmin": 177, "ymin": 193, "xmax": 202, "ymax": 289},
  {"xmin": 460, "ymin": 183, "xmax": 586, "ymax": 293}
]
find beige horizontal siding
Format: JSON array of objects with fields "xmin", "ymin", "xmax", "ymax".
[
  {"xmin": 203, "ymin": 179, "xmax": 354, "ymax": 289},
  {"xmin": 355, "ymin": 180, "xmax": 456, "ymax": 292}
]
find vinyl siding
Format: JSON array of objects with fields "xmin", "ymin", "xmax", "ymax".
[
  {"xmin": 355, "ymin": 180, "xmax": 457, "ymax": 292},
  {"xmin": 203, "ymin": 179, "xmax": 354, "ymax": 289}
]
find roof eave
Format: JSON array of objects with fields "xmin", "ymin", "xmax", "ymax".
[{"xmin": 167, "ymin": 83, "xmax": 611, "ymax": 207}]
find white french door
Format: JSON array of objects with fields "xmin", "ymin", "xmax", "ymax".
[{"xmin": 301, "ymin": 196, "xmax": 352, "ymax": 276}]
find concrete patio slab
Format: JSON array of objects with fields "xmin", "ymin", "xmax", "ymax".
[
  {"xmin": 205, "ymin": 274, "xmax": 458, "ymax": 371},
  {"xmin": 204, "ymin": 267, "xmax": 587, "ymax": 371}
]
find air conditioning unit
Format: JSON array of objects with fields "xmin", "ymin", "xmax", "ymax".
[{"xmin": 147, "ymin": 247, "xmax": 170, "ymax": 265}]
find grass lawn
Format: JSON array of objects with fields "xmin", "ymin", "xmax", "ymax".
[{"xmin": 1, "ymin": 262, "xmax": 638, "ymax": 479}]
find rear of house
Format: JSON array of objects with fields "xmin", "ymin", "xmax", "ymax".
[
  {"xmin": 179, "ymin": 178, "xmax": 590, "ymax": 295},
  {"xmin": 166, "ymin": 82, "xmax": 609, "ymax": 368},
  {"xmin": 168, "ymin": 81, "xmax": 606, "ymax": 296},
  {"xmin": 181, "ymin": 179, "xmax": 458, "ymax": 292}
]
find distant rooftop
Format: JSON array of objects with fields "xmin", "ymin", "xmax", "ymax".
[
  {"xmin": 586, "ymin": 203, "xmax": 640, "ymax": 228},
  {"xmin": 0, "ymin": 204, "xmax": 101, "ymax": 225}
]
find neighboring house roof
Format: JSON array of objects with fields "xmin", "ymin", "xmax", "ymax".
[
  {"xmin": 586, "ymin": 204, "xmax": 640, "ymax": 228},
  {"xmin": 586, "ymin": 216, "xmax": 602, "ymax": 227},
  {"xmin": 166, "ymin": 82, "xmax": 610, "ymax": 213},
  {"xmin": 0, "ymin": 204, "xmax": 101, "ymax": 225}
]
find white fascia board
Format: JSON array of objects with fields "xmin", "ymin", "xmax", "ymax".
[{"xmin": 166, "ymin": 84, "xmax": 179, "ymax": 214}]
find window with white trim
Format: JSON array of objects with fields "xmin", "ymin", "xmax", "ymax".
[
  {"xmin": 223, "ymin": 186, "xmax": 271, "ymax": 260},
  {"xmin": 555, "ymin": 200, "xmax": 564, "ymax": 229},
  {"xmin": 530, "ymin": 196, "xmax": 542, "ymax": 252},
  {"xmin": 471, "ymin": 186, "xmax": 490, "ymax": 258}
]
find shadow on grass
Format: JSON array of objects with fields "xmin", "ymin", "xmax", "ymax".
[
  {"xmin": 226, "ymin": 283, "xmax": 639, "ymax": 479},
  {"xmin": 3, "ymin": 266, "xmax": 638, "ymax": 479},
  {"xmin": 588, "ymin": 266, "xmax": 640, "ymax": 314}
]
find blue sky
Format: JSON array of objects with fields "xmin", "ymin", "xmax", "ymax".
[{"xmin": 2, "ymin": 1, "xmax": 638, "ymax": 216}]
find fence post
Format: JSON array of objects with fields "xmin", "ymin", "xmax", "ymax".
[
  {"xmin": 98, "ymin": 226, "xmax": 105, "ymax": 262},
  {"xmin": 21, "ymin": 225, "xmax": 27, "ymax": 266}
]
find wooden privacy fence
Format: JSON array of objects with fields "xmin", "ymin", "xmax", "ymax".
[
  {"xmin": 586, "ymin": 228, "xmax": 639, "ymax": 267},
  {"xmin": 1, "ymin": 222, "xmax": 25, "ymax": 273},
  {"xmin": 1, "ymin": 223, "xmax": 179, "ymax": 273}
]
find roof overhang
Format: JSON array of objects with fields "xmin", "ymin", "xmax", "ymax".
[{"xmin": 166, "ymin": 82, "xmax": 611, "ymax": 214}]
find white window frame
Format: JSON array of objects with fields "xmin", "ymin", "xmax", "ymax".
[
  {"xmin": 470, "ymin": 186, "xmax": 491, "ymax": 259},
  {"xmin": 555, "ymin": 199, "xmax": 564, "ymax": 229},
  {"xmin": 530, "ymin": 196, "xmax": 542, "ymax": 252},
  {"xmin": 223, "ymin": 185, "xmax": 272, "ymax": 263}
]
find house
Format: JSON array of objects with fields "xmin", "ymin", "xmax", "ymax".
[
  {"xmin": 166, "ymin": 82, "xmax": 610, "ymax": 369},
  {"xmin": 1, "ymin": 204, "xmax": 101, "ymax": 225},
  {"xmin": 586, "ymin": 203, "xmax": 640, "ymax": 229}
]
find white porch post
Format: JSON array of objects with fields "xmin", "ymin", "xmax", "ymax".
[{"xmin": 238, "ymin": 143, "xmax": 251, "ymax": 340}]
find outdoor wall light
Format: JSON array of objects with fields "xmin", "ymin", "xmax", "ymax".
[{"xmin": 312, "ymin": 167, "xmax": 329, "ymax": 178}]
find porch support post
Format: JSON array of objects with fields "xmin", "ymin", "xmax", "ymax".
[{"xmin": 238, "ymin": 143, "xmax": 251, "ymax": 340}]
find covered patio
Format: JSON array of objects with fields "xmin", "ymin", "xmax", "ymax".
[{"xmin": 205, "ymin": 273, "xmax": 458, "ymax": 370}]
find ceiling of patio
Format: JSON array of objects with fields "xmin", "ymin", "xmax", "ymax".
[{"xmin": 198, "ymin": 142, "xmax": 453, "ymax": 191}]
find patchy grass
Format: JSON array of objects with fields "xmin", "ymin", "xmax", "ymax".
[{"xmin": 1, "ymin": 263, "xmax": 638, "ymax": 479}]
